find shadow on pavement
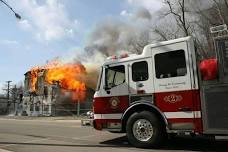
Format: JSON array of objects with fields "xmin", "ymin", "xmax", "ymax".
[
  {"xmin": 0, "ymin": 135, "xmax": 228, "ymax": 151},
  {"xmin": 101, "ymin": 135, "xmax": 228, "ymax": 151},
  {"xmin": 160, "ymin": 136, "xmax": 228, "ymax": 151},
  {"xmin": 0, "ymin": 142, "xmax": 127, "ymax": 148}
]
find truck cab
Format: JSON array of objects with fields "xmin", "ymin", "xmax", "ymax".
[{"xmin": 93, "ymin": 36, "xmax": 228, "ymax": 148}]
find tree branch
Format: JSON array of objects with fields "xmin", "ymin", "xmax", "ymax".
[
  {"xmin": 212, "ymin": 0, "xmax": 226, "ymax": 24},
  {"xmin": 164, "ymin": 0, "xmax": 189, "ymax": 36},
  {"xmin": 153, "ymin": 28, "xmax": 168, "ymax": 41},
  {"xmin": 224, "ymin": 0, "xmax": 228, "ymax": 9}
]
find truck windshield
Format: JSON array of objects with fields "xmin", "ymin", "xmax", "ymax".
[{"xmin": 105, "ymin": 65, "xmax": 125, "ymax": 89}]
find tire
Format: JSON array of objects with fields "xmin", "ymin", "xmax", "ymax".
[
  {"xmin": 168, "ymin": 133, "xmax": 177, "ymax": 139},
  {"xmin": 204, "ymin": 135, "xmax": 215, "ymax": 141},
  {"xmin": 126, "ymin": 111, "xmax": 166, "ymax": 148}
]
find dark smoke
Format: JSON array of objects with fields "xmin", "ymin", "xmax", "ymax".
[
  {"xmin": 85, "ymin": 19, "xmax": 134, "ymax": 56},
  {"xmin": 70, "ymin": 8, "xmax": 153, "ymax": 90},
  {"xmin": 134, "ymin": 7, "xmax": 152, "ymax": 20},
  {"xmin": 84, "ymin": 8, "xmax": 153, "ymax": 57}
]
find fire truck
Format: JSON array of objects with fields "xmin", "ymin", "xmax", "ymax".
[{"xmin": 92, "ymin": 35, "xmax": 228, "ymax": 148}]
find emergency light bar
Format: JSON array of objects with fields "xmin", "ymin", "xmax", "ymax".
[{"xmin": 106, "ymin": 53, "xmax": 130, "ymax": 61}]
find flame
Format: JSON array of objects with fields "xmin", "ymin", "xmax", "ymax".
[
  {"xmin": 45, "ymin": 63, "xmax": 86, "ymax": 101},
  {"xmin": 29, "ymin": 60, "xmax": 87, "ymax": 101},
  {"xmin": 30, "ymin": 66, "xmax": 40, "ymax": 92}
]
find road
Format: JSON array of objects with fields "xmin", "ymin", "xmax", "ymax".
[{"xmin": 0, "ymin": 118, "xmax": 227, "ymax": 152}]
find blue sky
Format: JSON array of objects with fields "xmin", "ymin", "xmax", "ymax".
[{"xmin": 0, "ymin": 0, "xmax": 162, "ymax": 93}]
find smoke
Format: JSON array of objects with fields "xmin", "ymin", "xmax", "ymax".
[
  {"xmin": 84, "ymin": 8, "xmax": 153, "ymax": 57},
  {"xmin": 48, "ymin": 8, "xmax": 154, "ymax": 90},
  {"xmin": 134, "ymin": 7, "xmax": 152, "ymax": 20},
  {"xmin": 85, "ymin": 20, "xmax": 135, "ymax": 56},
  {"xmin": 68, "ymin": 8, "xmax": 154, "ymax": 90},
  {"xmin": 69, "ymin": 50, "xmax": 105, "ymax": 90}
]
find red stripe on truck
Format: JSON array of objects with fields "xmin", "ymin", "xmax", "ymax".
[{"xmin": 93, "ymin": 95, "xmax": 129, "ymax": 114}]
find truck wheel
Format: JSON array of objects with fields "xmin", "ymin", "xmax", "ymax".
[
  {"xmin": 126, "ymin": 111, "xmax": 166, "ymax": 148},
  {"xmin": 168, "ymin": 133, "xmax": 177, "ymax": 139}
]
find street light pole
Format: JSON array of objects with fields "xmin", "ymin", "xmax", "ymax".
[{"xmin": 0, "ymin": 0, "xmax": 21, "ymax": 19}]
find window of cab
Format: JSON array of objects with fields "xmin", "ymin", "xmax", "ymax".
[
  {"xmin": 132, "ymin": 61, "xmax": 149, "ymax": 82},
  {"xmin": 155, "ymin": 50, "xmax": 187, "ymax": 79}
]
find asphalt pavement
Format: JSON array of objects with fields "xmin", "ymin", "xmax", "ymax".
[{"xmin": 0, "ymin": 117, "xmax": 227, "ymax": 152}]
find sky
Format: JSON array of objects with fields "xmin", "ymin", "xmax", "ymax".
[{"xmin": 0, "ymin": 0, "xmax": 163, "ymax": 93}]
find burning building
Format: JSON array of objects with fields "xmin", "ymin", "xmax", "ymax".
[{"xmin": 22, "ymin": 61, "xmax": 94, "ymax": 116}]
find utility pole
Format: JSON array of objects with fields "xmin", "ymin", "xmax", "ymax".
[
  {"xmin": 12, "ymin": 85, "xmax": 17, "ymax": 113},
  {"xmin": 77, "ymin": 100, "xmax": 80, "ymax": 116},
  {"xmin": 3, "ymin": 80, "xmax": 12, "ymax": 113},
  {"xmin": 6, "ymin": 81, "xmax": 12, "ymax": 100}
]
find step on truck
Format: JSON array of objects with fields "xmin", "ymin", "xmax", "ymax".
[{"xmin": 92, "ymin": 36, "xmax": 228, "ymax": 148}]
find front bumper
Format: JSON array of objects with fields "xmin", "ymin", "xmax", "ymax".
[{"xmin": 81, "ymin": 119, "xmax": 93, "ymax": 126}]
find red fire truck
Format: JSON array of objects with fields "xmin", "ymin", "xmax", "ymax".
[{"xmin": 92, "ymin": 36, "xmax": 228, "ymax": 148}]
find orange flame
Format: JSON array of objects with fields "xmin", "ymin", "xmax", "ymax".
[
  {"xmin": 45, "ymin": 63, "xmax": 86, "ymax": 101},
  {"xmin": 30, "ymin": 66, "xmax": 40, "ymax": 92},
  {"xmin": 29, "ymin": 60, "xmax": 87, "ymax": 101}
]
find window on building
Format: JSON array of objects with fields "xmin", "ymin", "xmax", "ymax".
[
  {"xmin": 105, "ymin": 65, "xmax": 125, "ymax": 89},
  {"xmin": 155, "ymin": 50, "xmax": 187, "ymax": 79},
  {"xmin": 132, "ymin": 61, "xmax": 148, "ymax": 81}
]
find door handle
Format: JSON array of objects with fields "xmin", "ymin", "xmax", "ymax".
[
  {"xmin": 178, "ymin": 107, "xmax": 191, "ymax": 111},
  {"xmin": 137, "ymin": 83, "xmax": 144, "ymax": 88}
]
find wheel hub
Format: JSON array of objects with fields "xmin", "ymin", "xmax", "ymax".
[
  {"xmin": 140, "ymin": 127, "xmax": 145, "ymax": 132},
  {"xmin": 132, "ymin": 119, "xmax": 153, "ymax": 142}
]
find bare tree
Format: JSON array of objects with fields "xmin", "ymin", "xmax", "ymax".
[
  {"xmin": 157, "ymin": 0, "xmax": 228, "ymax": 58},
  {"xmin": 125, "ymin": 30, "xmax": 151, "ymax": 54},
  {"xmin": 212, "ymin": 0, "xmax": 227, "ymax": 24},
  {"xmin": 225, "ymin": 0, "xmax": 228, "ymax": 9},
  {"xmin": 190, "ymin": 0, "xmax": 228, "ymax": 57},
  {"xmin": 153, "ymin": 28, "xmax": 168, "ymax": 41},
  {"xmin": 164, "ymin": 0, "xmax": 190, "ymax": 36},
  {"xmin": 153, "ymin": 13, "xmax": 186, "ymax": 41}
]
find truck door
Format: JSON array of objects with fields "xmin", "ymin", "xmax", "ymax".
[
  {"xmin": 128, "ymin": 58, "xmax": 154, "ymax": 104},
  {"xmin": 93, "ymin": 64, "xmax": 129, "ymax": 117},
  {"xmin": 152, "ymin": 41, "xmax": 196, "ymax": 130}
]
